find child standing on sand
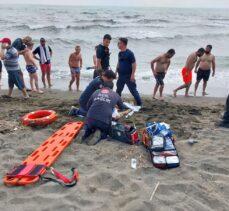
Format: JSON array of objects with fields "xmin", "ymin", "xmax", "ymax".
[
  {"xmin": 23, "ymin": 43, "xmax": 43, "ymax": 93},
  {"xmin": 68, "ymin": 46, "xmax": 83, "ymax": 91}
]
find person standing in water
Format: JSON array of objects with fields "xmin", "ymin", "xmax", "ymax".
[
  {"xmin": 23, "ymin": 43, "xmax": 43, "ymax": 93},
  {"xmin": 94, "ymin": 34, "xmax": 112, "ymax": 78},
  {"xmin": 194, "ymin": 45, "xmax": 216, "ymax": 96},
  {"xmin": 33, "ymin": 38, "xmax": 53, "ymax": 88},
  {"xmin": 173, "ymin": 48, "xmax": 205, "ymax": 97},
  {"xmin": 68, "ymin": 46, "xmax": 83, "ymax": 91},
  {"xmin": 151, "ymin": 49, "xmax": 175, "ymax": 100}
]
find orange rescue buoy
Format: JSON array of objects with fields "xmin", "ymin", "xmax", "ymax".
[{"xmin": 22, "ymin": 110, "xmax": 57, "ymax": 126}]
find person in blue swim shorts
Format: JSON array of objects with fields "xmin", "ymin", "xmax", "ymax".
[
  {"xmin": 68, "ymin": 46, "xmax": 83, "ymax": 91},
  {"xmin": 23, "ymin": 42, "xmax": 43, "ymax": 93}
]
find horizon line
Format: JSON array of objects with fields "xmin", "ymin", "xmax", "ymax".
[{"xmin": 0, "ymin": 3, "xmax": 228, "ymax": 9}]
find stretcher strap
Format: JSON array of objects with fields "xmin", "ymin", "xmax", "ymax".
[{"xmin": 40, "ymin": 167, "xmax": 79, "ymax": 188}]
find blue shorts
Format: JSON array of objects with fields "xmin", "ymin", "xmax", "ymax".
[
  {"xmin": 26, "ymin": 65, "xmax": 37, "ymax": 74},
  {"xmin": 8, "ymin": 71, "xmax": 25, "ymax": 90},
  {"xmin": 71, "ymin": 67, "xmax": 80, "ymax": 75}
]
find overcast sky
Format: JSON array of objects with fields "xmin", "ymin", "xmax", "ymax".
[{"xmin": 0, "ymin": 0, "xmax": 229, "ymax": 8}]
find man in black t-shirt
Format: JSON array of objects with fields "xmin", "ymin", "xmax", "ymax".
[
  {"xmin": 33, "ymin": 38, "xmax": 52, "ymax": 88},
  {"xmin": 93, "ymin": 34, "xmax": 112, "ymax": 78}
]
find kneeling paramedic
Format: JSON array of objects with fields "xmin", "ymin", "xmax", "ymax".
[{"xmin": 82, "ymin": 81, "xmax": 127, "ymax": 145}]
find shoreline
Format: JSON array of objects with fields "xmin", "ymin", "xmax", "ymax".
[{"xmin": 0, "ymin": 76, "xmax": 228, "ymax": 98}]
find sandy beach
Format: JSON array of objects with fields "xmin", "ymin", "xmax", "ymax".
[{"xmin": 0, "ymin": 89, "xmax": 228, "ymax": 211}]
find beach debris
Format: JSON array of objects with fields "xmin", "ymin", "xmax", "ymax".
[
  {"xmin": 150, "ymin": 181, "xmax": 160, "ymax": 201},
  {"xmin": 188, "ymin": 138, "xmax": 198, "ymax": 145},
  {"xmin": 131, "ymin": 158, "xmax": 137, "ymax": 169}
]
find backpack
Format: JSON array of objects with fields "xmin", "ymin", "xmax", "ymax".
[{"xmin": 110, "ymin": 123, "xmax": 139, "ymax": 145}]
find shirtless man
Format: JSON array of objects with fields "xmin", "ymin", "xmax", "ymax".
[
  {"xmin": 151, "ymin": 49, "xmax": 175, "ymax": 100},
  {"xmin": 173, "ymin": 48, "xmax": 205, "ymax": 97},
  {"xmin": 68, "ymin": 46, "xmax": 83, "ymax": 91},
  {"xmin": 194, "ymin": 45, "xmax": 215, "ymax": 96},
  {"xmin": 23, "ymin": 43, "xmax": 43, "ymax": 93}
]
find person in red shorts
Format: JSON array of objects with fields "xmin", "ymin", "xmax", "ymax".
[
  {"xmin": 173, "ymin": 48, "xmax": 205, "ymax": 97},
  {"xmin": 33, "ymin": 38, "xmax": 52, "ymax": 88}
]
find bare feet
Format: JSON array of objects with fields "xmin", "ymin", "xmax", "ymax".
[
  {"xmin": 49, "ymin": 84, "xmax": 52, "ymax": 88},
  {"xmin": 173, "ymin": 90, "xmax": 177, "ymax": 98},
  {"xmin": 69, "ymin": 86, "xmax": 72, "ymax": 91},
  {"xmin": 202, "ymin": 92, "xmax": 208, "ymax": 96},
  {"xmin": 159, "ymin": 97, "xmax": 164, "ymax": 101},
  {"xmin": 37, "ymin": 90, "xmax": 44, "ymax": 94},
  {"xmin": 23, "ymin": 95, "xmax": 30, "ymax": 99}
]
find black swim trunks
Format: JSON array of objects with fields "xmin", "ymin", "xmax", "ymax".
[
  {"xmin": 155, "ymin": 72, "xmax": 165, "ymax": 86},
  {"xmin": 0, "ymin": 60, "xmax": 2, "ymax": 73},
  {"xmin": 197, "ymin": 68, "xmax": 211, "ymax": 81}
]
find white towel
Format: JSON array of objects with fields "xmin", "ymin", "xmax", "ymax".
[
  {"xmin": 39, "ymin": 45, "xmax": 51, "ymax": 64},
  {"xmin": 123, "ymin": 102, "xmax": 141, "ymax": 112}
]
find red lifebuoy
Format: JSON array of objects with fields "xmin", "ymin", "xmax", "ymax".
[{"xmin": 22, "ymin": 110, "xmax": 57, "ymax": 126}]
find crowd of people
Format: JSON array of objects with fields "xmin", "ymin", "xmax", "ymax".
[
  {"xmin": 0, "ymin": 34, "xmax": 228, "ymax": 144},
  {"xmin": 0, "ymin": 36, "xmax": 52, "ymax": 97},
  {"xmin": 0, "ymin": 34, "xmax": 217, "ymax": 100}
]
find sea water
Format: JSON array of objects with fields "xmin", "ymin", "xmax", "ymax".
[{"xmin": 0, "ymin": 5, "xmax": 228, "ymax": 96}]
